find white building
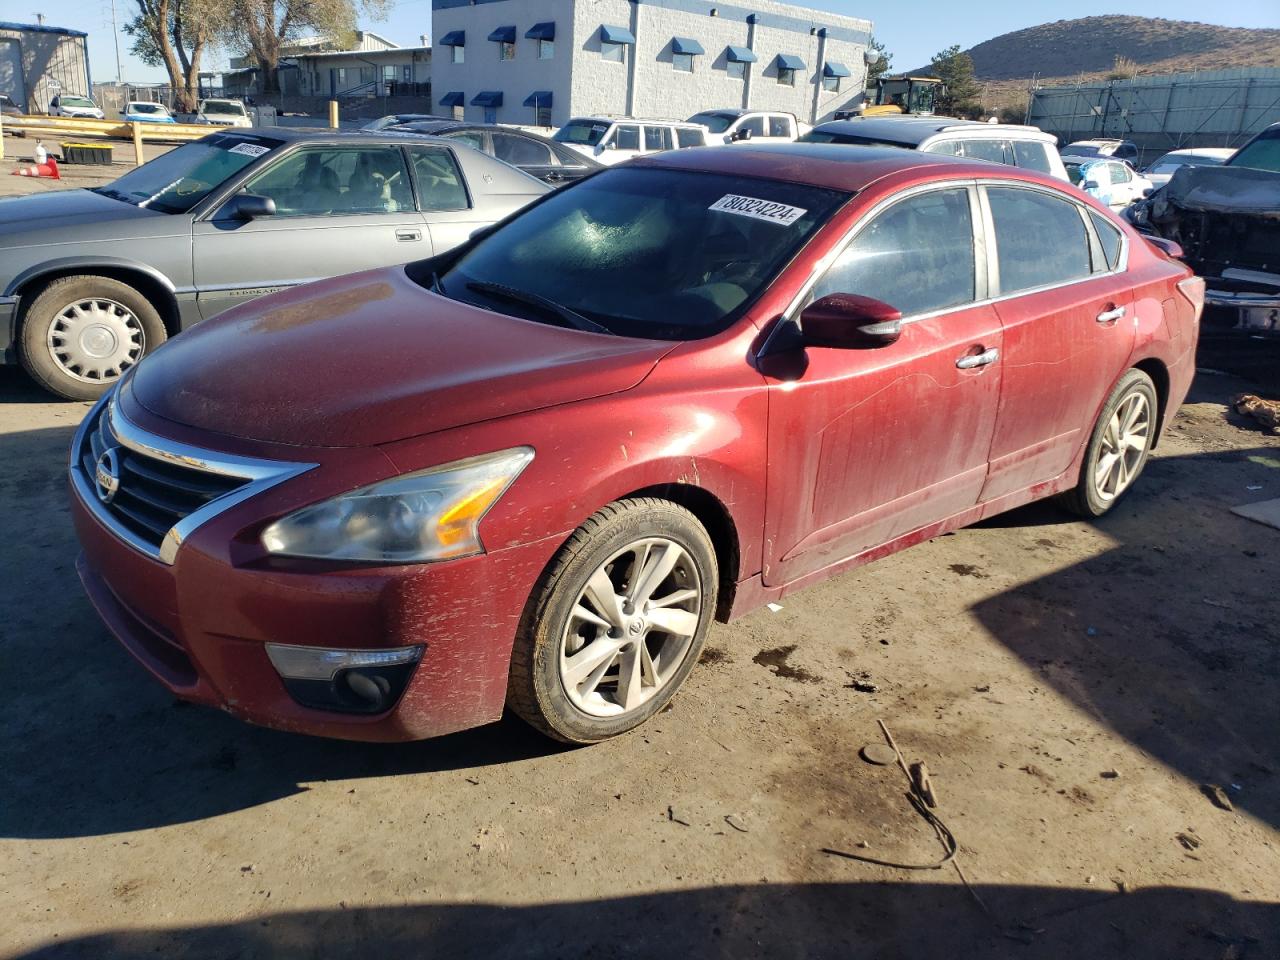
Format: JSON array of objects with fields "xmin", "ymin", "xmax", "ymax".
[
  {"xmin": 430, "ymin": 0, "xmax": 872, "ymax": 128},
  {"xmin": 223, "ymin": 32, "xmax": 431, "ymax": 99}
]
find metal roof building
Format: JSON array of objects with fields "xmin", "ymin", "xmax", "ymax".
[{"xmin": 0, "ymin": 21, "xmax": 91, "ymax": 114}]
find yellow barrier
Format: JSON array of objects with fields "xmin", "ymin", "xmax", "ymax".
[{"xmin": 2, "ymin": 115, "xmax": 213, "ymax": 165}]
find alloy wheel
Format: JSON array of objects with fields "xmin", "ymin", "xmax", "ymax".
[{"xmin": 1093, "ymin": 391, "xmax": 1151, "ymax": 502}]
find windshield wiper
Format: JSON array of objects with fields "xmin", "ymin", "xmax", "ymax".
[{"xmin": 465, "ymin": 281, "xmax": 612, "ymax": 335}]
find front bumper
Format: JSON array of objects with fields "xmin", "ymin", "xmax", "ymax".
[{"xmin": 68, "ymin": 397, "xmax": 563, "ymax": 742}]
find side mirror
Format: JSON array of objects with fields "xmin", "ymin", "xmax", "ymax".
[
  {"xmin": 598, "ymin": 141, "xmax": 612, "ymax": 152},
  {"xmin": 1083, "ymin": 180, "xmax": 1100, "ymax": 191},
  {"xmin": 225, "ymin": 193, "xmax": 276, "ymax": 220},
  {"xmin": 801, "ymin": 294, "xmax": 903, "ymax": 349},
  {"xmin": 733, "ymin": 128, "xmax": 754, "ymax": 142}
]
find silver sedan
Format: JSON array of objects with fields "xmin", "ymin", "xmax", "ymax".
[{"xmin": 0, "ymin": 128, "xmax": 549, "ymax": 399}]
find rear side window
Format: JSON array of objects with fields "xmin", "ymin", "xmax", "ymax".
[
  {"xmin": 676, "ymin": 127, "xmax": 703, "ymax": 148},
  {"xmin": 1012, "ymin": 140, "xmax": 1054, "ymax": 174},
  {"xmin": 987, "ymin": 186, "xmax": 1091, "ymax": 293},
  {"xmin": 813, "ymin": 187, "xmax": 976, "ymax": 317},
  {"xmin": 1089, "ymin": 211, "xmax": 1123, "ymax": 271},
  {"xmin": 964, "ymin": 140, "xmax": 1010, "ymax": 165},
  {"xmin": 408, "ymin": 147, "xmax": 469, "ymax": 211},
  {"xmin": 768, "ymin": 116, "xmax": 791, "ymax": 137},
  {"xmin": 492, "ymin": 132, "xmax": 554, "ymax": 166},
  {"xmin": 644, "ymin": 126, "xmax": 673, "ymax": 151}
]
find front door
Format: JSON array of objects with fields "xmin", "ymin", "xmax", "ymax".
[
  {"xmin": 191, "ymin": 144, "xmax": 429, "ymax": 319},
  {"xmin": 979, "ymin": 185, "xmax": 1138, "ymax": 501},
  {"xmin": 763, "ymin": 185, "xmax": 1003, "ymax": 586}
]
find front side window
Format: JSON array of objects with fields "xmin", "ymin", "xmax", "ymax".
[
  {"xmin": 1089, "ymin": 211, "xmax": 1123, "ymax": 272},
  {"xmin": 94, "ymin": 134, "xmax": 282, "ymax": 214},
  {"xmin": 602, "ymin": 41, "xmax": 625, "ymax": 63},
  {"xmin": 673, "ymin": 52, "xmax": 693, "ymax": 72},
  {"xmin": 245, "ymin": 146, "xmax": 413, "ymax": 216},
  {"xmin": 433, "ymin": 167, "xmax": 848, "ymax": 340},
  {"xmin": 812, "ymin": 187, "xmax": 976, "ymax": 317},
  {"xmin": 728, "ymin": 60, "xmax": 745, "ymax": 79},
  {"xmin": 539, "ymin": 39, "xmax": 554, "ymax": 59},
  {"xmin": 778, "ymin": 67, "xmax": 796, "ymax": 86},
  {"xmin": 987, "ymin": 186, "xmax": 1091, "ymax": 294},
  {"xmin": 1012, "ymin": 140, "xmax": 1054, "ymax": 174},
  {"xmin": 1109, "ymin": 162, "xmax": 1132, "ymax": 185},
  {"xmin": 741, "ymin": 116, "xmax": 765, "ymax": 138},
  {"xmin": 408, "ymin": 147, "xmax": 469, "ymax": 211},
  {"xmin": 612, "ymin": 125, "xmax": 640, "ymax": 151}
]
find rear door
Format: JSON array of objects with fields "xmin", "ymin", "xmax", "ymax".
[
  {"xmin": 490, "ymin": 130, "xmax": 560, "ymax": 182},
  {"xmin": 191, "ymin": 143, "xmax": 428, "ymax": 319},
  {"xmin": 979, "ymin": 183, "xmax": 1137, "ymax": 501},
  {"xmin": 763, "ymin": 184, "xmax": 1003, "ymax": 585}
]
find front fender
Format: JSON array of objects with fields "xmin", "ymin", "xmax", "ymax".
[{"xmin": 5, "ymin": 255, "xmax": 178, "ymax": 299}]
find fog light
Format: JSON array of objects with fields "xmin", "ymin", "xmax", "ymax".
[{"xmin": 266, "ymin": 644, "xmax": 424, "ymax": 714}]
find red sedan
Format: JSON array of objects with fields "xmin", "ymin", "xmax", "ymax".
[{"xmin": 69, "ymin": 145, "xmax": 1203, "ymax": 743}]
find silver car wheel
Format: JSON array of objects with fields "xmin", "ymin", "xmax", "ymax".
[
  {"xmin": 1093, "ymin": 391, "xmax": 1151, "ymax": 502},
  {"xmin": 46, "ymin": 298, "xmax": 145, "ymax": 383},
  {"xmin": 558, "ymin": 537, "xmax": 702, "ymax": 718}
]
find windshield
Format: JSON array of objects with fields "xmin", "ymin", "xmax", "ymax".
[
  {"xmin": 688, "ymin": 111, "xmax": 738, "ymax": 134},
  {"xmin": 1065, "ymin": 145, "xmax": 1104, "ymax": 158},
  {"xmin": 800, "ymin": 130, "xmax": 915, "ymax": 149},
  {"xmin": 61, "ymin": 97, "xmax": 95, "ymax": 108},
  {"xmin": 430, "ymin": 168, "xmax": 848, "ymax": 340},
  {"xmin": 1149, "ymin": 153, "xmax": 1226, "ymax": 174},
  {"xmin": 553, "ymin": 120, "xmax": 610, "ymax": 146},
  {"xmin": 1229, "ymin": 129, "xmax": 1280, "ymax": 173},
  {"xmin": 203, "ymin": 101, "xmax": 246, "ymax": 116},
  {"xmin": 128, "ymin": 103, "xmax": 164, "ymax": 114},
  {"xmin": 93, "ymin": 134, "xmax": 281, "ymax": 214}
]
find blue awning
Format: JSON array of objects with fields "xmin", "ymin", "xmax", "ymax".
[
  {"xmin": 523, "ymin": 90, "xmax": 553, "ymax": 107},
  {"xmin": 823, "ymin": 61, "xmax": 851, "ymax": 78},
  {"xmin": 439, "ymin": 30, "xmax": 464, "ymax": 47},
  {"xmin": 671, "ymin": 37, "xmax": 705, "ymax": 56},
  {"xmin": 600, "ymin": 25, "xmax": 636, "ymax": 45},
  {"xmin": 438, "ymin": 91, "xmax": 465, "ymax": 107},
  {"xmin": 471, "ymin": 90, "xmax": 503, "ymax": 107},
  {"xmin": 725, "ymin": 45, "xmax": 757, "ymax": 63},
  {"xmin": 487, "ymin": 25, "xmax": 516, "ymax": 43},
  {"xmin": 525, "ymin": 21, "xmax": 555, "ymax": 40},
  {"xmin": 775, "ymin": 54, "xmax": 806, "ymax": 71}
]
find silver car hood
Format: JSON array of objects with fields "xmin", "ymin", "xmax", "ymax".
[{"xmin": 0, "ymin": 189, "xmax": 176, "ymax": 245}]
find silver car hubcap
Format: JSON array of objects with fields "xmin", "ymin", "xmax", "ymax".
[
  {"xmin": 559, "ymin": 537, "xmax": 702, "ymax": 718},
  {"xmin": 46, "ymin": 298, "xmax": 144, "ymax": 383},
  {"xmin": 1094, "ymin": 391, "xmax": 1151, "ymax": 502}
]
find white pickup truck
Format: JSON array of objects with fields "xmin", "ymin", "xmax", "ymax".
[{"xmin": 687, "ymin": 109, "xmax": 809, "ymax": 145}]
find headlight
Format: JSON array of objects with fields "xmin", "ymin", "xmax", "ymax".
[{"xmin": 261, "ymin": 447, "xmax": 533, "ymax": 563}]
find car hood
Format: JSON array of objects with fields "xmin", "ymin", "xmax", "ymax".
[
  {"xmin": 0, "ymin": 189, "xmax": 172, "ymax": 243},
  {"xmin": 128, "ymin": 266, "xmax": 678, "ymax": 447}
]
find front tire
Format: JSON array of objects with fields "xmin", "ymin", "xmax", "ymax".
[
  {"xmin": 1059, "ymin": 369, "xmax": 1158, "ymax": 518},
  {"xmin": 18, "ymin": 275, "xmax": 167, "ymax": 401},
  {"xmin": 507, "ymin": 498, "xmax": 719, "ymax": 744}
]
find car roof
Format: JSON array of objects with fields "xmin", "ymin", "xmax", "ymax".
[
  {"xmin": 1157, "ymin": 147, "xmax": 1235, "ymax": 157},
  {"xmin": 813, "ymin": 116, "xmax": 1051, "ymax": 144},
  {"xmin": 567, "ymin": 115, "xmax": 706, "ymax": 128},
  {"xmin": 201, "ymin": 127, "xmax": 468, "ymax": 147},
  {"xmin": 633, "ymin": 142, "xmax": 1058, "ymax": 193}
]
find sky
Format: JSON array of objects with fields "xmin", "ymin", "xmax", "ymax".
[{"xmin": 20, "ymin": 0, "xmax": 1280, "ymax": 86}]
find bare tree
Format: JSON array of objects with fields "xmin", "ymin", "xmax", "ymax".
[{"xmin": 125, "ymin": 0, "xmax": 225, "ymax": 111}]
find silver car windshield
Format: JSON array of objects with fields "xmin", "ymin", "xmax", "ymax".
[
  {"xmin": 436, "ymin": 167, "xmax": 849, "ymax": 340},
  {"xmin": 93, "ymin": 134, "xmax": 282, "ymax": 214}
]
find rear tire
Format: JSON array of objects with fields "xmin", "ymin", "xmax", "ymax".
[
  {"xmin": 507, "ymin": 498, "xmax": 718, "ymax": 744},
  {"xmin": 1059, "ymin": 369, "xmax": 1158, "ymax": 518},
  {"xmin": 17, "ymin": 275, "xmax": 166, "ymax": 401}
]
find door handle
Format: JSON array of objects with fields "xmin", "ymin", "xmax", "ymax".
[
  {"xmin": 956, "ymin": 348, "xmax": 999, "ymax": 370},
  {"xmin": 1096, "ymin": 306, "xmax": 1126, "ymax": 323},
  {"xmin": 395, "ymin": 228, "xmax": 422, "ymax": 242}
]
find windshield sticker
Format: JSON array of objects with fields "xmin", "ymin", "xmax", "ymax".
[
  {"xmin": 228, "ymin": 142, "xmax": 270, "ymax": 158},
  {"xmin": 709, "ymin": 194, "xmax": 808, "ymax": 226}
]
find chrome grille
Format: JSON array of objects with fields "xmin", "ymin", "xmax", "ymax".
[{"xmin": 70, "ymin": 390, "xmax": 316, "ymax": 564}]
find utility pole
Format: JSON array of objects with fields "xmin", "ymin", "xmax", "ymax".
[
  {"xmin": 34, "ymin": 13, "xmax": 46, "ymax": 25},
  {"xmin": 109, "ymin": 0, "xmax": 124, "ymax": 83}
]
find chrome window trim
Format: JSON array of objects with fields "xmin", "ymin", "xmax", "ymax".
[{"xmin": 69, "ymin": 386, "xmax": 316, "ymax": 565}]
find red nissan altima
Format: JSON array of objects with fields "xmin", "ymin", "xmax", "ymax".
[{"xmin": 69, "ymin": 144, "xmax": 1203, "ymax": 744}]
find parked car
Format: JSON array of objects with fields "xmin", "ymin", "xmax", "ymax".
[
  {"xmin": 363, "ymin": 114, "xmax": 449, "ymax": 131},
  {"xmin": 553, "ymin": 116, "xmax": 709, "ymax": 164},
  {"xmin": 1063, "ymin": 157, "xmax": 1153, "ymax": 210},
  {"xmin": 1142, "ymin": 147, "xmax": 1235, "ymax": 189},
  {"xmin": 799, "ymin": 117, "xmax": 1069, "ymax": 181},
  {"xmin": 1127, "ymin": 123, "xmax": 1279, "ymax": 337},
  {"xmin": 687, "ymin": 109, "xmax": 806, "ymax": 144},
  {"xmin": 1062, "ymin": 139, "xmax": 1141, "ymax": 165},
  {"xmin": 49, "ymin": 94, "xmax": 105, "ymax": 120},
  {"xmin": 0, "ymin": 128, "xmax": 549, "ymax": 399},
  {"xmin": 123, "ymin": 101, "xmax": 175, "ymax": 124},
  {"xmin": 389, "ymin": 120, "xmax": 602, "ymax": 185},
  {"xmin": 67, "ymin": 143, "xmax": 1202, "ymax": 745},
  {"xmin": 195, "ymin": 98, "xmax": 251, "ymax": 127},
  {"xmin": 0, "ymin": 93, "xmax": 22, "ymax": 118}
]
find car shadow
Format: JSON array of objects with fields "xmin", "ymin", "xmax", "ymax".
[{"xmin": 13, "ymin": 882, "xmax": 1278, "ymax": 959}]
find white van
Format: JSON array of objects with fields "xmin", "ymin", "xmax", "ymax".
[
  {"xmin": 553, "ymin": 116, "xmax": 709, "ymax": 165},
  {"xmin": 687, "ymin": 109, "xmax": 806, "ymax": 145}
]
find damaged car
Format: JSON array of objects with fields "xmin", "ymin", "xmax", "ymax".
[{"xmin": 1127, "ymin": 123, "xmax": 1280, "ymax": 336}]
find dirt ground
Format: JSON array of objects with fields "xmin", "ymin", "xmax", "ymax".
[{"xmin": 0, "ymin": 147, "xmax": 1278, "ymax": 959}]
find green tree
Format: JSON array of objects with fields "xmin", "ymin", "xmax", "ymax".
[
  {"xmin": 221, "ymin": 0, "xmax": 391, "ymax": 95},
  {"xmin": 866, "ymin": 36, "xmax": 892, "ymax": 84},
  {"xmin": 125, "ymin": 0, "xmax": 224, "ymax": 111},
  {"xmin": 929, "ymin": 44, "xmax": 980, "ymax": 116}
]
